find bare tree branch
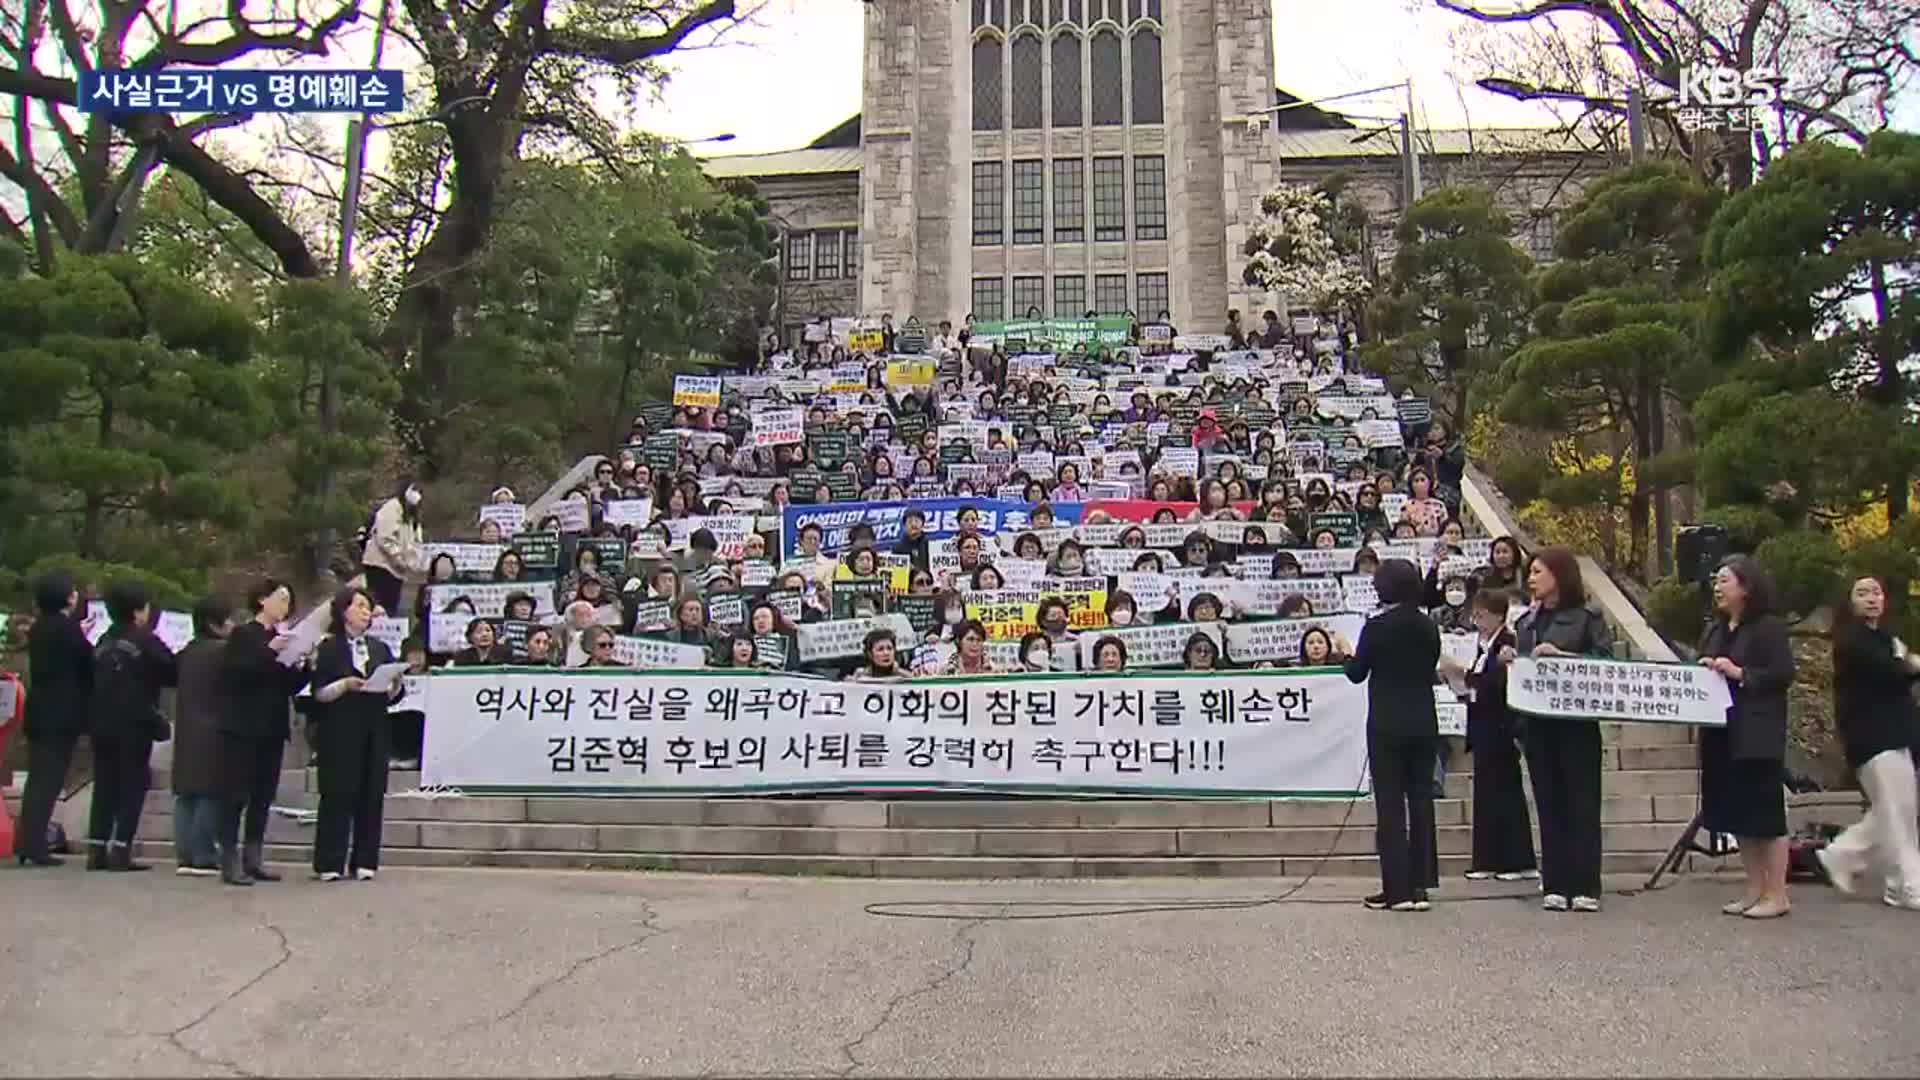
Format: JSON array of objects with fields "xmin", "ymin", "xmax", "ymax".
[
  {"xmin": 128, "ymin": 0, "xmax": 361, "ymax": 68},
  {"xmin": 543, "ymin": 0, "xmax": 735, "ymax": 63}
]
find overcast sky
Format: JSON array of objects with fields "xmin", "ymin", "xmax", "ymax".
[{"xmin": 629, "ymin": 0, "xmax": 1579, "ymax": 153}]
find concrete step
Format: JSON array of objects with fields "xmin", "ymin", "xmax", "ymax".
[{"xmin": 126, "ymin": 840, "xmax": 1736, "ymax": 879}]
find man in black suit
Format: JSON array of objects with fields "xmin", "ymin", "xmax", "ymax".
[
  {"xmin": 1344, "ymin": 558, "xmax": 1442, "ymax": 911},
  {"xmin": 16, "ymin": 571, "xmax": 92, "ymax": 867}
]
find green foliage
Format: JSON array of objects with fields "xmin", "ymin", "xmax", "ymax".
[
  {"xmin": 258, "ymin": 280, "xmax": 402, "ymax": 562},
  {"xmin": 0, "ymin": 255, "xmax": 267, "ymax": 589},
  {"xmin": 1753, "ymin": 530, "xmax": 1846, "ymax": 617},
  {"xmin": 20, "ymin": 555, "xmax": 197, "ymax": 612},
  {"xmin": 1647, "ymin": 577, "xmax": 1708, "ymax": 646},
  {"xmin": 1364, "ymin": 186, "xmax": 1534, "ymax": 422}
]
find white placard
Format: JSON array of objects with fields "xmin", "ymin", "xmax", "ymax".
[
  {"xmin": 1509, "ymin": 658, "xmax": 1731, "ymax": 726},
  {"xmin": 153, "ymin": 611, "xmax": 195, "ymax": 653},
  {"xmin": 752, "ymin": 407, "xmax": 805, "ymax": 447},
  {"xmin": 1075, "ymin": 621, "xmax": 1225, "ymax": 670},
  {"xmin": 422, "ymin": 667, "xmax": 1371, "ymax": 796},
  {"xmin": 553, "ymin": 498, "xmax": 591, "ymax": 534},
  {"xmin": 609, "ymin": 636, "xmax": 712, "ymax": 671},
  {"xmin": 369, "ymin": 616, "xmax": 411, "ymax": 655},
  {"xmin": 604, "ymin": 498, "xmax": 654, "ymax": 529},
  {"xmin": 478, "ymin": 503, "xmax": 527, "ymax": 536},
  {"xmin": 795, "ymin": 614, "xmax": 916, "ymax": 662},
  {"xmin": 426, "ymin": 583, "xmax": 558, "ymax": 621},
  {"xmin": 1223, "ymin": 614, "xmax": 1365, "ymax": 663},
  {"xmin": 422, "ymin": 543, "xmax": 509, "ymax": 576}
]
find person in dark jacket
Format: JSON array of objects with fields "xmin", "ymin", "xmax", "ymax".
[
  {"xmin": 16, "ymin": 571, "xmax": 92, "ymax": 867},
  {"xmin": 1820, "ymin": 575, "xmax": 1920, "ymax": 910},
  {"xmin": 309, "ymin": 587, "xmax": 403, "ymax": 881},
  {"xmin": 1343, "ymin": 557, "xmax": 1442, "ymax": 912},
  {"xmin": 170, "ymin": 595, "xmax": 235, "ymax": 876},
  {"xmin": 216, "ymin": 579, "xmax": 312, "ymax": 886},
  {"xmin": 1508, "ymin": 546, "xmax": 1614, "ymax": 913},
  {"xmin": 1441, "ymin": 588, "xmax": 1536, "ymax": 881},
  {"xmin": 1697, "ymin": 554, "xmax": 1796, "ymax": 919},
  {"xmin": 86, "ymin": 581, "xmax": 179, "ymax": 872},
  {"xmin": 891, "ymin": 509, "xmax": 932, "ymax": 573}
]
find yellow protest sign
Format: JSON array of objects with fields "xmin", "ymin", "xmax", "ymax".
[
  {"xmin": 967, "ymin": 599, "xmax": 1038, "ymax": 641},
  {"xmin": 672, "ymin": 375, "xmax": 721, "ymax": 407},
  {"xmin": 848, "ymin": 330, "xmax": 885, "ymax": 353},
  {"xmin": 885, "ymin": 359, "xmax": 936, "ymax": 389}
]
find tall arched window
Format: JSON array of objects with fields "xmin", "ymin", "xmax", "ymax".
[
  {"xmin": 1090, "ymin": 29, "xmax": 1123, "ymax": 126},
  {"xmin": 1051, "ymin": 32, "xmax": 1082, "ymax": 127},
  {"xmin": 1130, "ymin": 29, "xmax": 1162, "ymax": 125},
  {"xmin": 973, "ymin": 36, "xmax": 1004, "ymax": 131},
  {"xmin": 1010, "ymin": 34, "xmax": 1043, "ymax": 129}
]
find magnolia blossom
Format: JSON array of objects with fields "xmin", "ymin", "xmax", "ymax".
[{"xmin": 1244, "ymin": 184, "xmax": 1371, "ymax": 309}]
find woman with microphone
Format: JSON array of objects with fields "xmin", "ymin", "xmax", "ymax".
[
  {"xmin": 1343, "ymin": 557, "xmax": 1441, "ymax": 912},
  {"xmin": 309, "ymin": 587, "xmax": 404, "ymax": 882}
]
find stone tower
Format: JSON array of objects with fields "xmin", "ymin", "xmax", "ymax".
[{"xmin": 859, "ymin": 0, "xmax": 1280, "ymax": 329}]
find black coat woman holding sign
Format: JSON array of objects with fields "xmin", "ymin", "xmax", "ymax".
[
  {"xmin": 1697, "ymin": 555, "xmax": 1796, "ymax": 919},
  {"xmin": 1506, "ymin": 547, "xmax": 1613, "ymax": 913},
  {"xmin": 1343, "ymin": 557, "xmax": 1442, "ymax": 912},
  {"xmin": 1439, "ymin": 587, "xmax": 1536, "ymax": 881},
  {"xmin": 309, "ymin": 587, "xmax": 404, "ymax": 881}
]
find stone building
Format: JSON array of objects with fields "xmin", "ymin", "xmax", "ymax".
[{"xmin": 702, "ymin": 0, "xmax": 1607, "ymax": 345}]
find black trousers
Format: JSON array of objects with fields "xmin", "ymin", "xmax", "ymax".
[
  {"xmin": 363, "ymin": 565, "xmax": 404, "ymax": 616},
  {"xmin": 1525, "ymin": 718, "xmax": 1603, "ymax": 898},
  {"xmin": 314, "ymin": 734, "xmax": 390, "ymax": 874},
  {"xmin": 17, "ymin": 733, "xmax": 79, "ymax": 858},
  {"xmin": 217, "ymin": 733, "xmax": 286, "ymax": 851},
  {"xmin": 88, "ymin": 730, "xmax": 154, "ymax": 849},
  {"xmin": 1369, "ymin": 729, "xmax": 1437, "ymax": 903},
  {"xmin": 1469, "ymin": 728, "xmax": 1537, "ymax": 873}
]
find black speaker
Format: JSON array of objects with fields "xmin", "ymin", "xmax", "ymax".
[{"xmin": 1676, "ymin": 524, "xmax": 1730, "ymax": 585}]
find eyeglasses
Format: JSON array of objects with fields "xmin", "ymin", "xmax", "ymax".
[{"xmin": 592, "ymin": 640, "xmax": 614, "ymax": 651}]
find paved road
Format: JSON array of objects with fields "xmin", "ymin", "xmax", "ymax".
[{"xmin": 2, "ymin": 865, "xmax": 1914, "ymax": 1077}]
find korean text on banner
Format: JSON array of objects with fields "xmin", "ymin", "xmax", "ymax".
[
  {"xmin": 1509, "ymin": 657, "xmax": 1731, "ymax": 726},
  {"xmin": 781, "ymin": 498, "xmax": 1079, "ymax": 558},
  {"xmin": 422, "ymin": 667, "xmax": 1371, "ymax": 796},
  {"xmin": 885, "ymin": 359, "xmax": 936, "ymax": 389},
  {"xmin": 752, "ymin": 407, "xmax": 805, "ymax": 447},
  {"xmin": 672, "ymin": 375, "xmax": 721, "ymax": 408}
]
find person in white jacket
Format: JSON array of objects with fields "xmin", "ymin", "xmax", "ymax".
[{"xmin": 360, "ymin": 481, "xmax": 424, "ymax": 614}]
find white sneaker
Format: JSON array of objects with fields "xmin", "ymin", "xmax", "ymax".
[
  {"xmin": 1883, "ymin": 886, "xmax": 1920, "ymax": 911},
  {"xmin": 1818, "ymin": 849, "xmax": 1859, "ymax": 896},
  {"xmin": 354, "ymin": 868, "xmax": 376, "ymax": 881},
  {"xmin": 1543, "ymin": 893, "xmax": 1570, "ymax": 911},
  {"xmin": 1464, "ymin": 870, "xmax": 1497, "ymax": 880},
  {"xmin": 1571, "ymin": 895, "xmax": 1601, "ymax": 913},
  {"xmin": 1497, "ymin": 869, "xmax": 1540, "ymax": 882},
  {"xmin": 318, "ymin": 871, "xmax": 343, "ymax": 882},
  {"xmin": 176, "ymin": 865, "xmax": 217, "ymax": 877}
]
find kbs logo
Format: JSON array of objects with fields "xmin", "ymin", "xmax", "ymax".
[{"xmin": 1675, "ymin": 64, "xmax": 1781, "ymax": 131}]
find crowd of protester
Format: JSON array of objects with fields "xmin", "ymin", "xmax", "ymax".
[{"xmin": 10, "ymin": 309, "xmax": 1917, "ymax": 919}]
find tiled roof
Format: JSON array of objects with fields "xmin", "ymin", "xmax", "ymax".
[{"xmin": 700, "ymin": 146, "xmax": 862, "ymax": 179}]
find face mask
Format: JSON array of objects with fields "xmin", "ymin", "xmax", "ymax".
[
  {"xmin": 404, "ymin": 487, "xmax": 422, "ymax": 507},
  {"xmin": 1025, "ymin": 649, "xmax": 1050, "ymax": 668},
  {"xmin": 1110, "ymin": 608, "xmax": 1134, "ymax": 626},
  {"xmin": 1445, "ymin": 589, "xmax": 1468, "ymax": 607},
  {"xmin": 944, "ymin": 608, "xmax": 964, "ymax": 625}
]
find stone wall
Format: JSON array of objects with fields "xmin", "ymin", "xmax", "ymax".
[
  {"xmin": 860, "ymin": 0, "xmax": 921, "ymax": 318},
  {"xmin": 758, "ymin": 172, "xmax": 862, "ymax": 327}
]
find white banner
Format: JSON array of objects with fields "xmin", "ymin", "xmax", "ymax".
[
  {"xmin": 478, "ymin": 503, "xmax": 526, "ymax": 536},
  {"xmin": 796, "ymin": 614, "xmax": 916, "ymax": 663},
  {"xmin": 422, "ymin": 668, "xmax": 1372, "ymax": 795},
  {"xmin": 1075, "ymin": 621, "xmax": 1225, "ymax": 670},
  {"xmin": 603, "ymin": 498, "xmax": 654, "ymax": 529},
  {"xmin": 1509, "ymin": 657, "xmax": 1731, "ymax": 726},
  {"xmin": 422, "ymin": 542, "xmax": 508, "ymax": 575},
  {"xmin": 426, "ymin": 582, "xmax": 558, "ymax": 621},
  {"xmin": 610, "ymin": 635, "xmax": 712, "ymax": 670}
]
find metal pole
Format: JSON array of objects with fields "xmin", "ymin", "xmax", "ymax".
[{"xmin": 1628, "ymin": 86, "xmax": 1647, "ymax": 163}]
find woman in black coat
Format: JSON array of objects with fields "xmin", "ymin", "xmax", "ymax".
[
  {"xmin": 1508, "ymin": 546, "xmax": 1613, "ymax": 913},
  {"xmin": 1441, "ymin": 587, "xmax": 1536, "ymax": 880},
  {"xmin": 16, "ymin": 571, "xmax": 91, "ymax": 867},
  {"xmin": 216, "ymin": 579, "xmax": 313, "ymax": 886},
  {"xmin": 86, "ymin": 581, "xmax": 179, "ymax": 871},
  {"xmin": 1697, "ymin": 554, "xmax": 1796, "ymax": 919},
  {"xmin": 1343, "ymin": 557, "xmax": 1442, "ymax": 912},
  {"xmin": 1820, "ymin": 575, "xmax": 1920, "ymax": 910},
  {"xmin": 309, "ymin": 587, "xmax": 403, "ymax": 881}
]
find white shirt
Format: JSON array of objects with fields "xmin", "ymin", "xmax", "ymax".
[{"xmin": 350, "ymin": 636, "xmax": 371, "ymax": 676}]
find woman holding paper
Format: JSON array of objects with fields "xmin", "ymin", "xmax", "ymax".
[
  {"xmin": 309, "ymin": 588, "xmax": 404, "ymax": 882},
  {"xmin": 1507, "ymin": 548, "xmax": 1613, "ymax": 913},
  {"xmin": 1822, "ymin": 576, "xmax": 1920, "ymax": 910},
  {"xmin": 1697, "ymin": 554, "xmax": 1796, "ymax": 919},
  {"xmin": 1439, "ymin": 588, "xmax": 1536, "ymax": 882},
  {"xmin": 216, "ymin": 579, "xmax": 313, "ymax": 887}
]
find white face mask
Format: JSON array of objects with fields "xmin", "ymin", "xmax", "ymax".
[
  {"xmin": 943, "ymin": 607, "xmax": 964, "ymax": 625},
  {"xmin": 1110, "ymin": 608, "xmax": 1134, "ymax": 626},
  {"xmin": 403, "ymin": 487, "xmax": 422, "ymax": 507},
  {"xmin": 1445, "ymin": 589, "xmax": 1468, "ymax": 607}
]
